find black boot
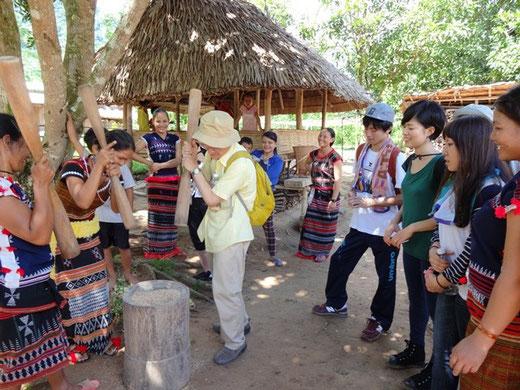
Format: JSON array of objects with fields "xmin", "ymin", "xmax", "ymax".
[
  {"xmin": 388, "ymin": 339, "xmax": 425, "ymax": 369},
  {"xmin": 403, "ymin": 360, "xmax": 432, "ymax": 389}
]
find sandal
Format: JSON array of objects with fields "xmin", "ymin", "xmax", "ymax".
[
  {"xmin": 103, "ymin": 337, "xmax": 121, "ymax": 357},
  {"xmin": 78, "ymin": 379, "xmax": 100, "ymax": 390},
  {"xmin": 314, "ymin": 255, "xmax": 328, "ymax": 263},
  {"xmin": 271, "ymin": 257, "xmax": 283, "ymax": 267},
  {"xmin": 69, "ymin": 345, "xmax": 90, "ymax": 364}
]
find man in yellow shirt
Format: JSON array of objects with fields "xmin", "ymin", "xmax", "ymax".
[{"xmin": 182, "ymin": 110, "xmax": 256, "ymax": 365}]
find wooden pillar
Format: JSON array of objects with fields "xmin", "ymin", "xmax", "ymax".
[
  {"xmin": 296, "ymin": 89, "xmax": 303, "ymax": 130},
  {"xmin": 255, "ymin": 89, "xmax": 261, "ymax": 108},
  {"xmin": 321, "ymin": 89, "xmax": 327, "ymax": 129},
  {"xmin": 123, "ymin": 103, "xmax": 128, "ymax": 130},
  {"xmin": 278, "ymin": 89, "xmax": 284, "ymax": 111},
  {"xmin": 233, "ymin": 90, "xmax": 240, "ymax": 124},
  {"xmin": 126, "ymin": 104, "xmax": 133, "ymax": 135},
  {"xmin": 265, "ymin": 88, "xmax": 272, "ymax": 131},
  {"xmin": 175, "ymin": 97, "xmax": 181, "ymax": 132}
]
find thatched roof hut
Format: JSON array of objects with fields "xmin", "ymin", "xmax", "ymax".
[
  {"xmin": 99, "ymin": 0, "xmax": 372, "ymax": 131},
  {"xmin": 401, "ymin": 82, "xmax": 519, "ymax": 111}
]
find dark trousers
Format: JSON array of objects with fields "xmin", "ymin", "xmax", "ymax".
[
  {"xmin": 402, "ymin": 251, "xmax": 437, "ymax": 346},
  {"xmin": 188, "ymin": 197, "xmax": 207, "ymax": 251},
  {"xmin": 432, "ymin": 293, "xmax": 470, "ymax": 390},
  {"xmin": 325, "ymin": 228, "xmax": 399, "ymax": 330}
]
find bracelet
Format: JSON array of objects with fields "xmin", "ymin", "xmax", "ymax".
[
  {"xmin": 477, "ymin": 323, "xmax": 499, "ymax": 340},
  {"xmin": 435, "ymin": 274, "xmax": 448, "ymax": 290}
]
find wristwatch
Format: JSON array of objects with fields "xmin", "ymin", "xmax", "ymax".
[{"xmin": 192, "ymin": 168, "xmax": 201, "ymax": 176}]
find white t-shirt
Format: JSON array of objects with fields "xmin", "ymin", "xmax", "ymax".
[
  {"xmin": 96, "ymin": 164, "xmax": 135, "ymax": 223},
  {"xmin": 349, "ymin": 148, "xmax": 406, "ymax": 237}
]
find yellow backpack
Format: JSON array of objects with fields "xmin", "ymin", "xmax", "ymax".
[{"xmin": 225, "ymin": 151, "xmax": 275, "ymax": 226}]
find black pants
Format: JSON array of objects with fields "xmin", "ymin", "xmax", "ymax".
[
  {"xmin": 325, "ymin": 228, "xmax": 399, "ymax": 330},
  {"xmin": 188, "ymin": 197, "xmax": 207, "ymax": 251}
]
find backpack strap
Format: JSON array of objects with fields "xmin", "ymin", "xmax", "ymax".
[
  {"xmin": 224, "ymin": 151, "xmax": 254, "ymax": 216},
  {"xmin": 388, "ymin": 146, "xmax": 401, "ymax": 187},
  {"xmin": 355, "ymin": 143, "xmax": 365, "ymax": 161}
]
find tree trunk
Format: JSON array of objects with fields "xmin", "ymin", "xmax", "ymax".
[
  {"xmin": 0, "ymin": 0, "xmax": 22, "ymax": 113},
  {"xmin": 92, "ymin": 0, "xmax": 150, "ymax": 96},
  {"xmin": 27, "ymin": 0, "xmax": 68, "ymax": 170}
]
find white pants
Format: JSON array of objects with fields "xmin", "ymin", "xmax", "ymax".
[{"xmin": 209, "ymin": 241, "xmax": 250, "ymax": 350}]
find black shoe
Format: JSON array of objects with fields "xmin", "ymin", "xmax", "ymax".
[
  {"xmin": 194, "ymin": 271, "xmax": 212, "ymax": 281},
  {"xmin": 388, "ymin": 340, "xmax": 425, "ymax": 369},
  {"xmin": 403, "ymin": 361, "xmax": 432, "ymax": 389}
]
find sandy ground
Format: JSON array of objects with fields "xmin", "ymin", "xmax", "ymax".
[{"xmin": 35, "ymin": 154, "xmax": 432, "ymax": 390}]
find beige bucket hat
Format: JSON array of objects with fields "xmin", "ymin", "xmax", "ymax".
[{"xmin": 192, "ymin": 110, "xmax": 240, "ymax": 148}]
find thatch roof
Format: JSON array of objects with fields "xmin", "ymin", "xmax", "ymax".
[
  {"xmin": 401, "ymin": 82, "xmax": 519, "ymax": 111},
  {"xmin": 99, "ymin": 0, "xmax": 373, "ymax": 114}
]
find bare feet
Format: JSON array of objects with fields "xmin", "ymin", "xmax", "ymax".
[
  {"xmin": 123, "ymin": 272, "xmax": 139, "ymax": 285},
  {"xmin": 107, "ymin": 273, "xmax": 117, "ymax": 290}
]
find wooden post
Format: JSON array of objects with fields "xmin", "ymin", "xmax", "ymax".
[
  {"xmin": 321, "ymin": 89, "xmax": 327, "ymax": 129},
  {"xmin": 278, "ymin": 89, "xmax": 284, "ymax": 111},
  {"xmin": 126, "ymin": 104, "xmax": 133, "ymax": 136},
  {"xmin": 296, "ymin": 89, "xmax": 303, "ymax": 130},
  {"xmin": 233, "ymin": 90, "xmax": 240, "ymax": 124},
  {"xmin": 256, "ymin": 89, "xmax": 261, "ymax": 108},
  {"xmin": 175, "ymin": 97, "xmax": 181, "ymax": 132},
  {"xmin": 123, "ymin": 103, "xmax": 128, "ymax": 131},
  {"xmin": 265, "ymin": 88, "xmax": 272, "ymax": 131},
  {"xmin": 123, "ymin": 280, "xmax": 190, "ymax": 390}
]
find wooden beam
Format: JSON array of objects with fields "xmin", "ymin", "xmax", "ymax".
[
  {"xmin": 296, "ymin": 88, "xmax": 303, "ymax": 130},
  {"xmin": 233, "ymin": 90, "xmax": 240, "ymax": 123},
  {"xmin": 256, "ymin": 89, "xmax": 261, "ymax": 108},
  {"xmin": 278, "ymin": 89, "xmax": 284, "ymax": 111},
  {"xmin": 175, "ymin": 97, "xmax": 181, "ymax": 132},
  {"xmin": 265, "ymin": 88, "xmax": 272, "ymax": 131},
  {"xmin": 126, "ymin": 104, "xmax": 133, "ymax": 135},
  {"xmin": 321, "ymin": 89, "xmax": 327, "ymax": 129},
  {"xmin": 123, "ymin": 103, "xmax": 128, "ymax": 130}
]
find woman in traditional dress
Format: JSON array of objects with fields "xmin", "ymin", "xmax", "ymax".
[
  {"xmin": 296, "ymin": 128, "xmax": 342, "ymax": 263},
  {"xmin": 54, "ymin": 127, "xmax": 135, "ymax": 362},
  {"xmin": 251, "ymin": 131, "xmax": 284, "ymax": 266},
  {"xmin": 134, "ymin": 108, "xmax": 182, "ymax": 259},
  {"xmin": 0, "ymin": 114, "xmax": 98, "ymax": 389},
  {"xmin": 450, "ymin": 85, "xmax": 520, "ymax": 389}
]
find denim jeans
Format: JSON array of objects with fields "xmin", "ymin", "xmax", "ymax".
[
  {"xmin": 402, "ymin": 251, "xmax": 437, "ymax": 346},
  {"xmin": 431, "ymin": 293, "xmax": 470, "ymax": 390},
  {"xmin": 325, "ymin": 228, "xmax": 399, "ymax": 330}
]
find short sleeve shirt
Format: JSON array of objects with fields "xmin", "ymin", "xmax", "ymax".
[
  {"xmin": 197, "ymin": 143, "xmax": 256, "ymax": 253},
  {"xmin": 141, "ymin": 132, "xmax": 180, "ymax": 177},
  {"xmin": 96, "ymin": 164, "xmax": 135, "ymax": 223},
  {"xmin": 239, "ymin": 105, "xmax": 258, "ymax": 131},
  {"xmin": 309, "ymin": 149, "xmax": 343, "ymax": 191}
]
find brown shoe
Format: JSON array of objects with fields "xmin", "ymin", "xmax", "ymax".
[{"xmin": 360, "ymin": 317, "xmax": 383, "ymax": 342}]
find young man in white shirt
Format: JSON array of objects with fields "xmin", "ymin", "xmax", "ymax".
[{"xmin": 312, "ymin": 103, "xmax": 406, "ymax": 342}]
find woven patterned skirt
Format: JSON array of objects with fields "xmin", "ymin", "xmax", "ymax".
[
  {"xmin": 297, "ymin": 196, "xmax": 340, "ymax": 258},
  {"xmin": 0, "ymin": 306, "xmax": 69, "ymax": 388},
  {"xmin": 145, "ymin": 177, "xmax": 180, "ymax": 259},
  {"xmin": 460, "ymin": 320, "xmax": 520, "ymax": 389},
  {"xmin": 54, "ymin": 228, "xmax": 113, "ymax": 354}
]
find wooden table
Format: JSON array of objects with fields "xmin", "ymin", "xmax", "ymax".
[{"xmin": 282, "ymin": 176, "xmax": 312, "ymax": 225}]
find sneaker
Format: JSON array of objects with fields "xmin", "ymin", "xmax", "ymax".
[
  {"xmin": 387, "ymin": 340, "xmax": 425, "ymax": 369},
  {"xmin": 360, "ymin": 317, "xmax": 383, "ymax": 342},
  {"xmin": 272, "ymin": 257, "xmax": 283, "ymax": 267},
  {"xmin": 194, "ymin": 271, "xmax": 212, "ymax": 281},
  {"xmin": 213, "ymin": 343, "xmax": 247, "ymax": 365},
  {"xmin": 212, "ymin": 322, "xmax": 251, "ymax": 335},
  {"xmin": 403, "ymin": 361, "xmax": 432, "ymax": 389},
  {"xmin": 312, "ymin": 303, "xmax": 348, "ymax": 318}
]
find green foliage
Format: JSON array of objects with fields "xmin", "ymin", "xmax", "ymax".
[
  {"xmin": 488, "ymin": 9, "xmax": 520, "ymax": 80},
  {"xmin": 132, "ymin": 160, "xmax": 149, "ymax": 176},
  {"xmin": 111, "ymin": 277, "xmax": 130, "ymax": 323},
  {"xmin": 149, "ymin": 258, "xmax": 175, "ymax": 276}
]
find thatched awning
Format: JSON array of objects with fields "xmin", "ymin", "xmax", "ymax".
[
  {"xmin": 401, "ymin": 82, "xmax": 519, "ymax": 111},
  {"xmin": 99, "ymin": 0, "xmax": 373, "ymax": 114}
]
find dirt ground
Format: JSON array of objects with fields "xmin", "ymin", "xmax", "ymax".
[{"xmin": 38, "ymin": 154, "xmax": 432, "ymax": 390}]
